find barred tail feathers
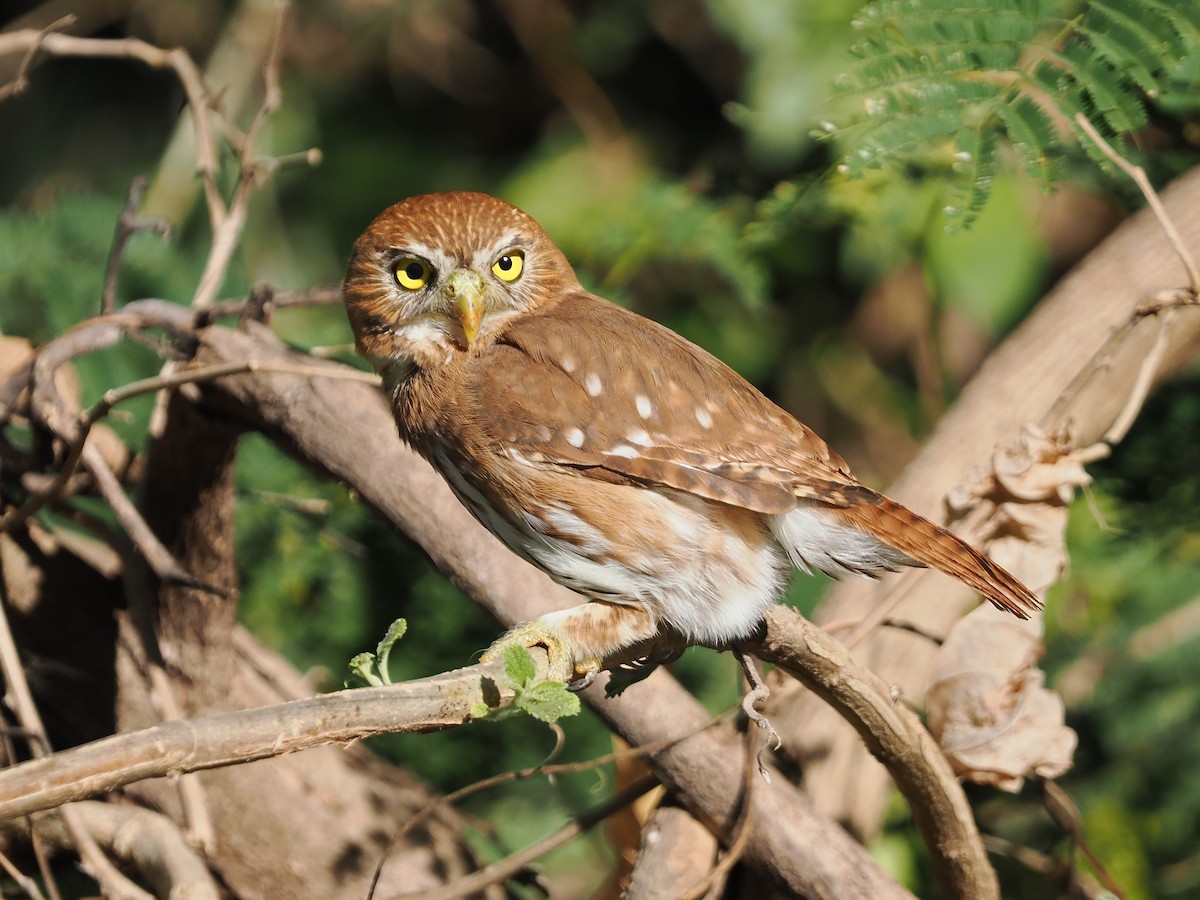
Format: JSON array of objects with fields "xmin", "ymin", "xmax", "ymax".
[{"xmin": 828, "ymin": 488, "xmax": 1041, "ymax": 620}]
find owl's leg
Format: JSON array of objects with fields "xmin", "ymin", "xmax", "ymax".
[
  {"xmin": 734, "ymin": 648, "xmax": 781, "ymax": 781},
  {"xmin": 481, "ymin": 601, "xmax": 663, "ymax": 689}
]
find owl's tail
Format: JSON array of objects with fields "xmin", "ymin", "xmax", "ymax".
[{"xmin": 830, "ymin": 488, "xmax": 1041, "ymax": 619}]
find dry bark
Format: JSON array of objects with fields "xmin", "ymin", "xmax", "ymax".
[
  {"xmin": 782, "ymin": 165, "xmax": 1200, "ymax": 838},
  {"xmin": 623, "ymin": 803, "xmax": 720, "ymax": 900}
]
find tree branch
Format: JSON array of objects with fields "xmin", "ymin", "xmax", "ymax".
[
  {"xmin": 0, "ymin": 650, "xmax": 541, "ymax": 820},
  {"xmin": 789, "ymin": 163, "xmax": 1200, "ymax": 838}
]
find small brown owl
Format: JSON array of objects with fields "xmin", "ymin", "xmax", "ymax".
[{"xmin": 344, "ymin": 192, "xmax": 1039, "ymax": 686}]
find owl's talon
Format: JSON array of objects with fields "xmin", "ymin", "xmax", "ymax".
[
  {"xmin": 567, "ymin": 660, "xmax": 600, "ymax": 692},
  {"xmin": 481, "ymin": 621, "xmax": 578, "ymax": 685}
]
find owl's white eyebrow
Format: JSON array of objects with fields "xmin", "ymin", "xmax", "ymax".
[
  {"xmin": 387, "ymin": 242, "xmax": 443, "ymax": 265},
  {"xmin": 470, "ymin": 230, "xmax": 523, "ymax": 269}
]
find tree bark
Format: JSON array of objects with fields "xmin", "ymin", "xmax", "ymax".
[{"xmin": 785, "ymin": 164, "xmax": 1200, "ymax": 838}]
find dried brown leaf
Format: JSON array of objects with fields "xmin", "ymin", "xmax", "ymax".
[{"xmin": 931, "ymin": 426, "xmax": 1085, "ymax": 790}]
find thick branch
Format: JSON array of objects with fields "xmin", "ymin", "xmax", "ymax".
[
  {"xmin": 0, "ymin": 651, "xmax": 533, "ymax": 820},
  {"xmin": 793, "ymin": 164, "xmax": 1200, "ymax": 836},
  {"xmin": 754, "ymin": 606, "xmax": 995, "ymax": 900}
]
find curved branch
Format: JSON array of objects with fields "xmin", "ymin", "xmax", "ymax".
[
  {"xmin": 791, "ymin": 163, "xmax": 1200, "ymax": 838},
  {"xmin": 753, "ymin": 606, "xmax": 996, "ymax": 900}
]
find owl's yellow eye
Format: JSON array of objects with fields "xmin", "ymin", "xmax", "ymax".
[
  {"xmin": 394, "ymin": 258, "xmax": 432, "ymax": 291},
  {"xmin": 492, "ymin": 250, "xmax": 524, "ymax": 283}
]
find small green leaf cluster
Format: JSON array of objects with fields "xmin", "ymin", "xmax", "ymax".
[
  {"xmin": 345, "ymin": 618, "xmax": 407, "ymax": 688},
  {"xmin": 470, "ymin": 645, "xmax": 581, "ymax": 724}
]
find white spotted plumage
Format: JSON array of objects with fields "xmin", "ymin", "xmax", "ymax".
[{"xmin": 345, "ymin": 190, "xmax": 1042, "ymax": 681}]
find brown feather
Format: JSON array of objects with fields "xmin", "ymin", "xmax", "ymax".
[
  {"xmin": 342, "ymin": 190, "xmax": 1043, "ymax": 670},
  {"xmin": 831, "ymin": 487, "xmax": 1041, "ymax": 618}
]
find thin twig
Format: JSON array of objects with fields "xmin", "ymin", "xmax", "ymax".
[
  {"xmin": 1042, "ymin": 118, "xmax": 1200, "ymax": 433},
  {"xmin": 367, "ymin": 709, "xmax": 733, "ymax": 898},
  {"xmin": 0, "ymin": 565, "xmax": 152, "ymax": 899},
  {"xmin": 388, "ymin": 775, "xmax": 660, "ymax": 900},
  {"xmin": 206, "ymin": 283, "xmax": 343, "ymax": 319},
  {"xmin": 0, "ymin": 32, "xmax": 222, "ymax": 208},
  {"xmin": 1074, "ymin": 115, "xmax": 1200, "ymax": 292},
  {"xmin": 100, "ymin": 175, "xmax": 171, "ymax": 314},
  {"xmin": 0, "ymin": 14, "xmax": 76, "ymax": 102},
  {"xmin": 191, "ymin": 2, "xmax": 293, "ymax": 309},
  {"xmin": 1042, "ymin": 780, "xmax": 1126, "ymax": 899},
  {"xmin": 677, "ymin": 721, "xmax": 759, "ymax": 900},
  {"xmin": 0, "ymin": 845, "xmax": 45, "ymax": 900},
  {"xmin": 880, "ymin": 618, "xmax": 946, "ymax": 645},
  {"xmin": 82, "ymin": 443, "xmax": 208, "ymax": 589},
  {"xmin": 2, "ymin": 356, "xmax": 378, "ymax": 535}
]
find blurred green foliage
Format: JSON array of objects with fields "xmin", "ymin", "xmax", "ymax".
[{"xmin": 2, "ymin": 0, "xmax": 1199, "ymax": 896}]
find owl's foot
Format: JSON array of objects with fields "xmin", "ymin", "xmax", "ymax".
[
  {"xmin": 605, "ymin": 642, "xmax": 686, "ymax": 697},
  {"xmin": 481, "ymin": 621, "xmax": 600, "ymax": 688},
  {"xmin": 734, "ymin": 648, "xmax": 781, "ymax": 782}
]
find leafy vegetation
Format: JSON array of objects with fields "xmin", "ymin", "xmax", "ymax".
[
  {"xmin": 831, "ymin": 0, "xmax": 1200, "ymax": 223},
  {"xmin": 1, "ymin": 0, "xmax": 1199, "ymax": 895}
]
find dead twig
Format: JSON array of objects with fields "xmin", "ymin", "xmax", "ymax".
[
  {"xmin": 3, "ymin": 345, "xmax": 376, "ymax": 536},
  {"xmin": 367, "ymin": 710, "xmax": 732, "ymax": 898},
  {"xmin": 1043, "ymin": 117, "xmax": 1200, "ymax": 438},
  {"xmin": 677, "ymin": 720, "xmax": 759, "ymax": 900},
  {"xmin": 0, "ymin": 14, "xmax": 75, "ymax": 102},
  {"xmin": 1042, "ymin": 781, "xmax": 1126, "ymax": 900},
  {"xmin": 100, "ymin": 176, "xmax": 171, "ymax": 315},
  {"xmin": 190, "ymin": 3, "xmax": 289, "ymax": 309},
  {"xmin": 388, "ymin": 775, "xmax": 660, "ymax": 900}
]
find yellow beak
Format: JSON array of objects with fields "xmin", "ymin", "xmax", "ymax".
[{"xmin": 446, "ymin": 270, "xmax": 485, "ymax": 346}]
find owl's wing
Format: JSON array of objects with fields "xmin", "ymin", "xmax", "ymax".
[{"xmin": 468, "ymin": 292, "xmax": 866, "ymax": 515}]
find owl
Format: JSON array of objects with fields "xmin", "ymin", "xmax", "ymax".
[{"xmin": 343, "ymin": 192, "xmax": 1038, "ymax": 687}]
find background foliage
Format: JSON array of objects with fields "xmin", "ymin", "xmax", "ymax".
[{"xmin": 1, "ymin": 0, "xmax": 1198, "ymax": 896}]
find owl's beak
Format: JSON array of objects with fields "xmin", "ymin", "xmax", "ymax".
[{"xmin": 445, "ymin": 270, "xmax": 485, "ymax": 346}]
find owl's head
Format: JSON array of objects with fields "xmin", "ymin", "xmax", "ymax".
[{"xmin": 344, "ymin": 191, "xmax": 577, "ymax": 375}]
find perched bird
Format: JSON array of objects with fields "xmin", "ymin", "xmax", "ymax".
[{"xmin": 344, "ymin": 191, "xmax": 1040, "ymax": 688}]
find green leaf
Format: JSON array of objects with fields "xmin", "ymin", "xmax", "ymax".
[
  {"xmin": 503, "ymin": 644, "xmax": 538, "ymax": 690},
  {"xmin": 469, "ymin": 701, "xmax": 493, "ymax": 719},
  {"xmin": 374, "ymin": 618, "xmax": 408, "ymax": 678},
  {"xmin": 516, "ymin": 681, "xmax": 582, "ymax": 723},
  {"xmin": 344, "ymin": 618, "xmax": 407, "ymax": 687},
  {"xmin": 345, "ymin": 652, "xmax": 384, "ymax": 688}
]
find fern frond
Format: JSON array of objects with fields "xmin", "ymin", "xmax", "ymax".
[{"xmin": 832, "ymin": 0, "xmax": 1197, "ymax": 225}]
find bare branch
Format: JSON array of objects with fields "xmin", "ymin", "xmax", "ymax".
[
  {"xmin": 100, "ymin": 176, "xmax": 170, "ymax": 315},
  {"xmin": 190, "ymin": 2, "xmax": 291, "ymax": 309},
  {"xmin": 388, "ymin": 775, "xmax": 660, "ymax": 900},
  {"xmin": 1075, "ymin": 115, "xmax": 1199, "ymax": 292},
  {"xmin": 0, "ymin": 650, "xmax": 547, "ymax": 820},
  {"xmin": 753, "ymin": 605, "xmax": 998, "ymax": 900},
  {"xmin": 3, "ymin": 802, "xmax": 220, "ymax": 900},
  {"xmin": 0, "ymin": 14, "xmax": 75, "ymax": 102}
]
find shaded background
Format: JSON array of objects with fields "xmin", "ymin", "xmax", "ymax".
[{"xmin": 1, "ymin": 0, "xmax": 1198, "ymax": 896}]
